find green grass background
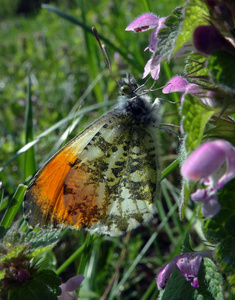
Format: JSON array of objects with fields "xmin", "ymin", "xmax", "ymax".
[{"xmin": 0, "ymin": 1, "xmax": 206, "ymax": 299}]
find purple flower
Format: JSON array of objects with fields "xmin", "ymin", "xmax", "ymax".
[
  {"xmin": 162, "ymin": 76, "xmax": 216, "ymax": 106},
  {"xmin": 58, "ymin": 275, "xmax": 84, "ymax": 300},
  {"xmin": 163, "ymin": 76, "xmax": 200, "ymax": 101},
  {"xmin": 157, "ymin": 251, "xmax": 213, "ymax": 290},
  {"xmin": 126, "ymin": 13, "xmax": 166, "ymax": 79},
  {"xmin": 125, "ymin": 13, "xmax": 162, "ymax": 34},
  {"xmin": 193, "ymin": 25, "xmax": 235, "ymax": 55},
  {"xmin": 142, "ymin": 58, "xmax": 161, "ymax": 80},
  {"xmin": 181, "ymin": 140, "xmax": 235, "ymax": 218}
]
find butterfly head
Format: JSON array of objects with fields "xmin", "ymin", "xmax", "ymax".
[
  {"xmin": 118, "ymin": 73, "xmax": 138, "ymax": 98},
  {"xmin": 117, "ymin": 74, "xmax": 159, "ymax": 125}
]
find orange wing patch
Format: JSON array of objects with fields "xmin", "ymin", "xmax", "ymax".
[{"xmin": 24, "ymin": 117, "xmax": 111, "ymax": 229}]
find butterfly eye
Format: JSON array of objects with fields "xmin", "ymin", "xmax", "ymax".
[{"xmin": 120, "ymin": 84, "xmax": 132, "ymax": 96}]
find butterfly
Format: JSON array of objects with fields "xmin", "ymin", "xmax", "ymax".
[{"xmin": 23, "ymin": 74, "xmax": 161, "ymax": 236}]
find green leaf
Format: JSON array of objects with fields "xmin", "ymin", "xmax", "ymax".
[
  {"xmin": 204, "ymin": 117, "xmax": 235, "ymax": 145},
  {"xmin": 152, "ymin": 7, "xmax": 183, "ymax": 66},
  {"xmin": 185, "ymin": 53, "xmax": 208, "ymax": 79},
  {"xmin": 158, "ymin": 258, "xmax": 224, "ymax": 300},
  {"xmin": 0, "ymin": 246, "xmax": 27, "ymax": 264},
  {"xmin": 203, "ymin": 179, "xmax": 235, "ymax": 273},
  {"xmin": 202, "ymin": 258, "xmax": 224, "ymax": 300},
  {"xmin": 181, "ymin": 231, "xmax": 194, "ymax": 253},
  {"xmin": 182, "ymin": 94, "xmax": 217, "ymax": 152},
  {"xmin": 215, "ymin": 237, "xmax": 235, "ymax": 273},
  {"xmin": 228, "ymin": 273, "xmax": 235, "ymax": 293},
  {"xmin": 23, "ymin": 229, "xmax": 61, "ymax": 257},
  {"xmin": 2, "ymin": 222, "xmax": 23, "ymax": 248},
  {"xmin": 207, "ymin": 50, "xmax": 235, "ymax": 93},
  {"xmin": 174, "ymin": 0, "xmax": 209, "ymax": 55},
  {"xmin": 0, "ymin": 269, "xmax": 6, "ymax": 282},
  {"xmin": 8, "ymin": 270, "xmax": 61, "ymax": 300}
]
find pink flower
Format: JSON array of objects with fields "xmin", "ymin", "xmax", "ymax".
[
  {"xmin": 142, "ymin": 58, "xmax": 161, "ymax": 80},
  {"xmin": 125, "ymin": 13, "xmax": 162, "ymax": 34},
  {"xmin": 163, "ymin": 76, "xmax": 216, "ymax": 106},
  {"xmin": 181, "ymin": 140, "xmax": 235, "ymax": 218},
  {"xmin": 126, "ymin": 13, "xmax": 167, "ymax": 80},
  {"xmin": 58, "ymin": 275, "xmax": 84, "ymax": 300}
]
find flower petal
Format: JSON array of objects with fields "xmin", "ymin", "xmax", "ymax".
[
  {"xmin": 157, "ymin": 258, "xmax": 178, "ymax": 290},
  {"xmin": 202, "ymin": 196, "xmax": 221, "ymax": 218},
  {"xmin": 214, "ymin": 140, "xmax": 235, "ymax": 188},
  {"xmin": 191, "ymin": 189, "xmax": 208, "ymax": 202},
  {"xmin": 176, "ymin": 255, "xmax": 202, "ymax": 278},
  {"xmin": 150, "ymin": 63, "xmax": 161, "ymax": 80},
  {"xmin": 125, "ymin": 13, "xmax": 159, "ymax": 32},
  {"xmin": 176, "ymin": 255, "xmax": 202, "ymax": 288},
  {"xmin": 58, "ymin": 275, "xmax": 84, "ymax": 300},
  {"xmin": 157, "ymin": 251, "xmax": 213, "ymax": 290},
  {"xmin": 64, "ymin": 275, "xmax": 84, "ymax": 292},
  {"xmin": 142, "ymin": 59, "xmax": 152, "ymax": 78},
  {"xmin": 181, "ymin": 141, "xmax": 227, "ymax": 180},
  {"xmin": 163, "ymin": 76, "xmax": 199, "ymax": 94},
  {"xmin": 145, "ymin": 18, "xmax": 167, "ymax": 52},
  {"xmin": 193, "ymin": 25, "xmax": 234, "ymax": 55},
  {"xmin": 146, "ymin": 27, "xmax": 160, "ymax": 52},
  {"xmin": 142, "ymin": 58, "xmax": 161, "ymax": 80},
  {"xmin": 192, "ymin": 277, "xmax": 199, "ymax": 288}
]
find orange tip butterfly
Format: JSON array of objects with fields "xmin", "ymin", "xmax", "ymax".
[{"xmin": 24, "ymin": 74, "xmax": 161, "ymax": 236}]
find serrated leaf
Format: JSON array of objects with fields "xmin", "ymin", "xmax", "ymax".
[
  {"xmin": 0, "ymin": 246, "xmax": 27, "ymax": 263},
  {"xmin": 207, "ymin": 50, "xmax": 235, "ymax": 93},
  {"xmin": 3, "ymin": 223, "xmax": 22, "ymax": 247},
  {"xmin": 185, "ymin": 53, "xmax": 208, "ymax": 79},
  {"xmin": 202, "ymin": 258, "xmax": 224, "ymax": 299},
  {"xmin": 22, "ymin": 229, "xmax": 61, "ymax": 256},
  {"xmin": 174, "ymin": 0, "xmax": 209, "ymax": 55},
  {"xmin": 151, "ymin": 7, "xmax": 183, "ymax": 67},
  {"xmin": 158, "ymin": 258, "xmax": 224, "ymax": 300},
  {"xmin": 203, "ymin": 179, "xmax": 235, "ymax": 273},
  {"xmin": 182, "ymin": 94, "xmax": 216, "ymax": 152},
  {"xmin": 204, "ymin": 117, "xmax": 235, "ymax": 145},
  {"xmin": 8, "ymin": 270, "xmax": 61, "ymax": 300}
]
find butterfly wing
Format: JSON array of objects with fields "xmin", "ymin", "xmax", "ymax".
[
  {"xmin": 24, "ymin": 108, "xmax": 160, "ymax": 236},
  {"xmin": 24, "ymin": 111, "xmax": 116, "ymax": 228}
]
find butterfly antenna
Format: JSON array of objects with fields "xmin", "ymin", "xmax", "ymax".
[{"xmin": 92, "ymin": 27, "xmax": 119, "ymax": 87}]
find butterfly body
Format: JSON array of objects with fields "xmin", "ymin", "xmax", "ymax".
[{"xmin": 24, "ymin": 75, "xmax": 161, "ymax": 236}]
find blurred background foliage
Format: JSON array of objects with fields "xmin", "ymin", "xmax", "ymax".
[{"xmin": 0, "ymin": 1, "xmax": 189, "ymax": 299}]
